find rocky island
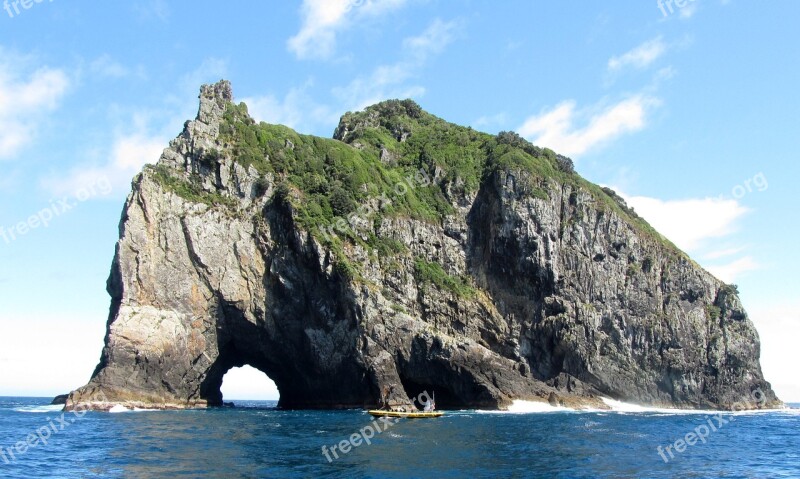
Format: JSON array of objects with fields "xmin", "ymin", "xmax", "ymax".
[{"xmin": 65, "ymin": 81, "xmax": 779, "ymax": 411}]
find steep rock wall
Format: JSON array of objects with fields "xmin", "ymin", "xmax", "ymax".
[{"xmin": 66, "ymin": 81, "xmax": 779, "ymax": 411}]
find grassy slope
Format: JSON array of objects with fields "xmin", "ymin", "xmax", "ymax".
[{"xmin": 153, "ymin": 99, "xmax": 685, "ymax": 287}]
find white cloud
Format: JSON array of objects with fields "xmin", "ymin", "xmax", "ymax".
[
  {"xmin": 90, "ymin": 55, "xmax": 130, "ymax": 78},
  {"xmin": 402, "ymin": 17, "xmax": 459, "ymax": 58},
  {"xmin": 42, "ymin": 58, "xmax": 230, "ymax": 200},
  {"xmin": 653, "ymin": 66, "xmax": 677, "ymax": 85},
  {"xmin": 111, "ymin": 133, "xmax": 167, "ymax": 172},
  {"xmin": 180, "ymin": 57, "xmax": 228, "ymax": 94},
  {"xmin": 0, "ymin": 313, "xmax": 106, "ymax": 397},
  {"xmin": 288, "ymin": 0, "xmax": 410, "ymax": 60},
  {"xmin": 747, "ymin": 302, "xmax": 800, "ymax": 402},
  {"xmin": 333, "ymin": 18, "xmax": 461, "ymax": 110},
  {"xmin": 41, "ymin": 131, "xmax": 166, "ymax": 198},
  {"xmin": 624, "ymin": 194, "xmax": 749, "ymax": 251},
  {"xmin": 334, "ymin": 65, "xmax": 425, "ymax": 112},
  {"xmin": 680, "ymin": 3, "xmax": 698, "ymax": 18},
  {"xmin": 133, "ymin": 0, "xmax": 170, "ymax": 22},
  {"xmin": 702, "ymin": 246, "xmax": 746, "ymax": 260},
  {"xmin": 250, "ymin": 19, "xmax": 463, "ymax": 134},
  {"xmin": 705, "ymin": 256, "xmax": 759, "ymax": 283},
  {"xmin": 608, "ymin": 37, "xmax": 667, "ymax": 72},
  {"xmin": 242, "ymin": 81, "xmax": 339, "ymax": 134},
  {"xmin": 518, "ymin": 95, "xmax": 658, "ymax": 157},
  {"xmin": 0, "ymin": 53, "xmax": 69, "ymax": 159},
  {"xmin": 474, "ymin": 112, "xmax": 508, "ymax": 130},
  {"xmin": 619, "ymin": 191, "xmax": 760, "ymax": 283}
]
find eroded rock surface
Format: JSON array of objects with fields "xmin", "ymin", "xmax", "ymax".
[{"xmin": 66, "ymin": 81, "xmax": 780, "ymax": 411}]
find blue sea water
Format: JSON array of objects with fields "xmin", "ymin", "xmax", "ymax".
[{"xmin": 0, "ymin": 397, "xmax": 798, "ymax": 478}]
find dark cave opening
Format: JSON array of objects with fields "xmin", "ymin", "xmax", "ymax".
[
  {"xmin": 398, "ymin": 376, "xmax": 458, "ymax": 410},
  {"xmin": 199, "ymin": 299, "xmax": 288, "ymax": 407}
]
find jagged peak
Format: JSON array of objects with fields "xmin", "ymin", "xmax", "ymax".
[
  {"xmin": 196, "ymin": 80, "xmax": 233, "ymax": 125},
  {"xmin": 200, "ymin": 79, "xmax": 233, "ymax": 104}
]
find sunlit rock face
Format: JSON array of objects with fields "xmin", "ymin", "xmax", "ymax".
[{"xmin": 66, "ymin": 81, "xmax": 780, "ymax": 412}]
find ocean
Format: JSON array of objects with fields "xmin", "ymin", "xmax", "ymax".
[{"xmin": 0, "ymin": 397, "xmax": 798, "ymax": 478}]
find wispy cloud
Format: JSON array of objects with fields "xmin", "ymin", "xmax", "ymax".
[
  {"xmin": 518, "ymin": 95, "xmax": 659, "ymax": 157},
  {"xmin": 41, "ymin": 129, "xmax": 166, "ymax": 198},
  {"xmin": 89, "ymin": 55, "xmax": 132, "ymax": 79},
  {"xmin": 180, "ymin": 57, "xmax": 228, "ymax": 94},
  {"xmin": 133, "ymin": 0, "xmax": 170, "ymax": 22},
  {"xmin": 39, "ymin": 54, "xmax": 229, "ymax": 198},
  {"xmin": 624, "ymin": 194, "xmax": 749, "ymax": 251},
  {"xmin": 608, "ymin": 37, "xmax": 667, "ymax": 72},
  {"xmin": 0, "ymin": 50, "xmax": 69, "ymax": 160},
  {"xmin": 706, "ymin": 256, "xmax": 759, "ymax": 283},
  {"xmin": 618, "ymin": 191, "xmax": 759, "ymax": 283},
  {"xmin": 242, "ymin": 80, "xmax": 339, "ymax": 134},
  {"xmin": 702, "ymin": 246, "xmax": 746, "ymax": 261},
  {"xmin": 747, "ymin": 301, "xmax": 800, "ymax": 402},
  {"xmin": 473, "ymin": 112, "xmax": 508, "ymax": 130},
  {"xmin": 333, "ymin": 18, "xmax": 462, "ymax": 110},
  {"xmin": 288, "ymin": 0, "xmax": 410, "ymax": 60},
  {"xmin": 680, "ymin": 3, "xmax": 698, "ymax": 18},
  {"xmin": 250, "ymin": 18, "xmax": 462, "ymax": 134},
  {"xmin": 402, "ymin": 17, "xmax": 460, "ymax": 58}
]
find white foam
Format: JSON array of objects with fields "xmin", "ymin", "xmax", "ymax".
[
  {"xmin": 486, "ymin": 398, "xmax": 704, "ymax": 415},
  {"xmin": 478, "ymin": 398, "xmax": 794, "ymax": 416},
  {"xmin": 600, "ymin": 398, "xmax": 790, "ymax": 416},
  {"xmin": 599, "ymin": 398, "xmax": 701, "ymax": 414},
  {"xmin": 12, "ymin": 405, "xmax": 64, "ymax": 413},
  {"xmin": 108, "ymin": 405, "xmax": 161, "ymax": 413},
  {"xmin": 479, "ymin": 400, "xmax": 573, "ymax": 414},
  {"xmin": 509, "ymin": 400, "xmax": 573, "ymax": 413}
]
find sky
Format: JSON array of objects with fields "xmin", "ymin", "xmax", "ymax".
[{"xmin": 0, "ymin": 0, "xmax": 797, "ymax": 402}]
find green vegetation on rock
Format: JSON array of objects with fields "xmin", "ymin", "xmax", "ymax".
[
  {"xmin": 219, "ymin": 101, "xmax": 456, "ymax": 233},
  {"xmin": 706, "ymin": 304, "xmax": 722, "ymax": 321},
  {"xmin": 153, "ymin": 95, "xmax": 687, "ymax": 266},
  {"xmin": 150, "ymin": 164, "xmax": 237, "ymax": 208},
  {"xmin": 413, "ymin": 257, "xmax": 475, "ymax": 298}
]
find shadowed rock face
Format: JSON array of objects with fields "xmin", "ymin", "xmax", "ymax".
[{"xmin": 66, "ymin": 81, "xmax": 780, "ymax": 411}]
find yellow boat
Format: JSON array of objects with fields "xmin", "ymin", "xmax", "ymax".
[{"xmin": 367, "ymin": 410, "xmax": 444, "ymax": 418}]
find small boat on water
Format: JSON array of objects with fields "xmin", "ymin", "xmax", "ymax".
[
  {"xmin": 367, "ymin": 410, "xmax": 443, "ymax": 418},
  {"xmin": 370, "ymin": 388, "xmax": 442, "ymax": 418}
]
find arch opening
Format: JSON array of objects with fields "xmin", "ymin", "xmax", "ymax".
[{"xmin": 220, "ymin": 365, "xmax": 280, "ymax": 404}]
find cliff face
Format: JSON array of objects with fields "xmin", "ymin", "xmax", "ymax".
[{"xmin": 67, "ymin": 81, "xmax": 779, "ymax": 411}]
